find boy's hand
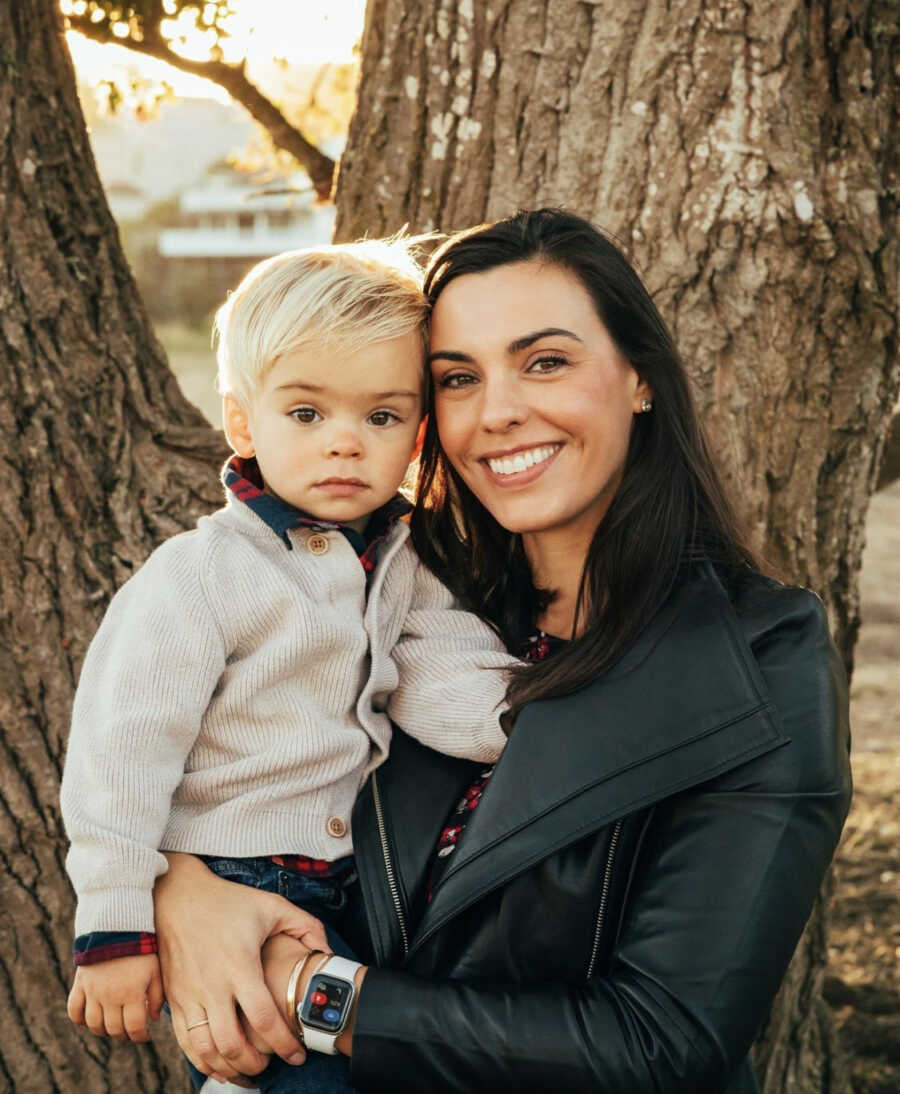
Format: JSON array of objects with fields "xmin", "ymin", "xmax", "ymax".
[{"xmin": 67, "ymin": 953, "xmax": 164, "ymax": 1043}]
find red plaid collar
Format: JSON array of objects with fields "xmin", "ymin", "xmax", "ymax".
[{"xmin": 223, "ymin": 456, "xmax": 411, "ymax": 566}]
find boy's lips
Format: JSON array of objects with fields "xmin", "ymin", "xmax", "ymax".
[{"xmin": 313, "ymin": 477, "xmax": 369, "ymax": 496}]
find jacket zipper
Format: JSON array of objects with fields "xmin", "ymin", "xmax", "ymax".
[
  {"xmin": 371, "ymin": 769, "xmax": 409, "ymax": 958},
  {"xmin": 586, "ymin": 819, "xmax": 623, "ymax": 980}
]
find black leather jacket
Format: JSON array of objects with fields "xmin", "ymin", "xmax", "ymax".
[{"xmin": 347, "ymin": 564, "xmax": 852, "ymax": 1093}]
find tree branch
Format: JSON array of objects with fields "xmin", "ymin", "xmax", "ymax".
[
  {"xmin": 66, "ymin": 14, "xmax": 337, "ymax": 200},
  {"xmin": 876, "ymin": 410, "xmax": 900, "ymax": 492}
]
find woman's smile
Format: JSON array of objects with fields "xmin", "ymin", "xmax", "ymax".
[{"xmin": 481, "ymin": 442, "xmax": 563, "ymax": 481}]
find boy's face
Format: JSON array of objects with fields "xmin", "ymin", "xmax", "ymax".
[{"xmin": 225, "ymin": 332, "xmax": 424, "ymax": 530}]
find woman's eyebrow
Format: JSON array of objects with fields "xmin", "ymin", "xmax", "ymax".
[
  {"xmin": 427, "ymin": 328, "xmax": 582, "ymax": 367},
  {"xmin": 507, "ymin": 327, "xmax": 583, "ymax": 353},
  {"xmin": 426, "ymin": 349, "xmax": 474, "ymax": 366}
]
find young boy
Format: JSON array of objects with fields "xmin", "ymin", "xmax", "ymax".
[{"xmin": 60, "ymin": 240, "xmax": 513, "ymax": 1065}]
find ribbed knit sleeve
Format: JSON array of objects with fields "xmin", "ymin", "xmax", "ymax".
[
  {"xmin": 387, "ymin": 561, "xmax": 515, "ymax": 763},
  {"xmin": 60, "ymin": 533, "xmax": 226, "ymax": 935}
]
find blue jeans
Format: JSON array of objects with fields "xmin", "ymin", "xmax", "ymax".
[{"xmin": 184, "ymin": 855, "xmax": 358, "ymax": 1094}]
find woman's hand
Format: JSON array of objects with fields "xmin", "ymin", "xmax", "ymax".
[
  {"xmin": 154, "ymin": 852, "xmax": 330, "ymax": 1083},
  {"xmin": 257, "ymin": 933, "xmax": 369, "ymax": 1059}
]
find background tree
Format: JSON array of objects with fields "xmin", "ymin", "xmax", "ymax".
[
  {"xmin": 62, "ymin": 0, "xmax": 341, "ymax": 198},
  {"xmin": 0, "ymin": 1, "xmax": 225, "ymax": 1089},
  {"xmin": 334, "ymin": 3, "xmax": 897, "ymax": 1092},
  {"xmin": 0, "ymin": 1, "xmax": 895, "ymax": 1092}
]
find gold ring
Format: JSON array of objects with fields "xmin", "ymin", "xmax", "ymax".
[{"xmin": 186, "ymin": 1018, "xmax": 210, "ymax": 1031}]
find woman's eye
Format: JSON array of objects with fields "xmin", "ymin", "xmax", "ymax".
[
  {"xmin": 369, "ymin": 410, "xmax": 400, "ymax": 427},
  {"xmin": 290, "ymin": 406, "xmax": 321, "ymax": 424},
  {"xmin": 527, "ymin": 355, "xmax": 568, "ymax": 374},
  {"xmin": 437, "ymin": 372, "xmax": 476, "ymax": 390}
]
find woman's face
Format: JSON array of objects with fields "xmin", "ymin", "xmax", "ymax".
[{"xmin": 429, "ymin": 260, "xmax": 651, "ymax": 541}]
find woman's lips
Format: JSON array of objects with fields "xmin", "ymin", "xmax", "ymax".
[{"xmin": 479, "ymin": 443, "xmax": 562, "ymax": 486}]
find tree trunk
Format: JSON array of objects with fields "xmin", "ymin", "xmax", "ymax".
[
  {"xmin": 335, "ymin": 2, "xmax": 898, "ymax": 1091},
  {"xmin": 0, "ymin": 1, "xmax": 227, "ymax": 1090}
]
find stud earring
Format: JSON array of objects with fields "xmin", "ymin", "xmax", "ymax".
[{"xmin": 640, "ymin": 398, "xmax": 653, "ymax": 413}]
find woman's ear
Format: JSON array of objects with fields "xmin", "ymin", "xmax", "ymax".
[
  {"xmin": 633, "ymin": 378, "xmax": 654, "ymax": 414},
  {"xmin": 223, "ymin": 395, "xmax": 255, "ymax": 457},
  {"xmin": 410, "ymin": 415, "xmax": 428, "ymax": 463}
]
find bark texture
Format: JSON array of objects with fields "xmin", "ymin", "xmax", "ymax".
[
  {"xmin": 0, "ymin": 1, "xmax": 226, "ymax": 1090},
  {"xmin": 335, "ymin": 2, "xmax": 898, "ymax": 1091}
]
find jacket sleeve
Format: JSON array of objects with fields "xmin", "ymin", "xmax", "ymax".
[
  {"xmin": 350, "ymin": 589, "xmax": 852, "ymax": 1093},
  {"xmin": 385, "ymin": 558, "xmax": 516, "ymax": 763},
  {"xmin": 60, "ymin": 537, "xmax": 227, "ymax": 936}
]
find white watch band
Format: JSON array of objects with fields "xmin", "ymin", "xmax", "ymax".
[{"xmin": 299, "ymin": 954, "xmax": 361, "ymax": 1055}]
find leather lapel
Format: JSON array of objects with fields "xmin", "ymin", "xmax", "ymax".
[
  {"xmin": 407, "ymin": 564, "xmax": 789, "ymax": 957},
  {"xmin": 351, "ymin": 731, "xmax": 477, "ymax": 964}
]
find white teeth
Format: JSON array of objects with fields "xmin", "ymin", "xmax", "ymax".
[{"xmin": 486, "ymin": 444, "xmax": 559, "ymax": 476}]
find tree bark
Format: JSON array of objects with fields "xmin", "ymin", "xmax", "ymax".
[
  {"xmin": 876, "ymin": 409, "xmax": 900, "ymax": 491},
  {"xmin": 0, "ymin": 1, "xmax": 227, "ymax": 1090},
  {"xmin": 335, "ymin": 2, "xmax": 898, "ymax": 1091}
]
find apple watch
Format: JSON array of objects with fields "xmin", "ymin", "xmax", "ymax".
[{"xmin": 296, "ymin": 954, "xmax": 361, "ymax": 1054}]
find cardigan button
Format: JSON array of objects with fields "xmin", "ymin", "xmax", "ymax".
[
  {"xmin": 326, "ymin": 816, "xmax": 347, "ymax": 838},
  {"xmin": 307, "ymin": 533, "xmax": 330, "ymax": 555}
]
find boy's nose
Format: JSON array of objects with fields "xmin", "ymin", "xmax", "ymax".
[{"xmin": 326, "ymin": 429, "xmax": 363, "ymax": 458}]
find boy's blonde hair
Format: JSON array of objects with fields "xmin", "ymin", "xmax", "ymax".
[{"xmin": 214, "ymin": 236, "xmax": 428, "ymax": 407}]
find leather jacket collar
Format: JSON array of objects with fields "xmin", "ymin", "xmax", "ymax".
[{"xmin": 354, "ymin": 562, "xmax": 790, "ymax": 962}]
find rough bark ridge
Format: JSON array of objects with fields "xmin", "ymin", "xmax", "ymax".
[
  {"xmin": 0, "ymin": 2, "xmax": 226, "ymax": 1090},
  {"xmin": 335, "ymin": 2, "xmax": 897, "ymax": 1091}
]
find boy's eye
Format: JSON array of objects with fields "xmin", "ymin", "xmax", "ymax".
[
  {"xmin": 291, "ymin": 406, "xmax": 321, "ymax": 424},
  {"xmin": 369, "ymin": 409, "xmax": 400, "ymax": 427}
]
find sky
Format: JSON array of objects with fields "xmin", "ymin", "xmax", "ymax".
[{"xmin": 66, "ymin": 0, "xmax": 367, "ymax": 99}]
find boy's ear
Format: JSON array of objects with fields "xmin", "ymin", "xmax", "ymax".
[
  {"xmin": 223, "ymin": 395, "xmax": 255, "ymax": 458},
  {"xmin": 410, "ymin": 415, "xmax": 428, "ymax": 464}
]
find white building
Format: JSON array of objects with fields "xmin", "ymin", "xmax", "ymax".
[{"xmin": 158, "ymin": 168, "xmax": 334, "ymax": 260}]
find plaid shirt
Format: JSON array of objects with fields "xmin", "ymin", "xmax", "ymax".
[{"xmin": 74, "ymin": 456, "xmax": 411, "ymax": 966}]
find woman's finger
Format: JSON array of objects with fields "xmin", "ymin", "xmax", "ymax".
[
  {"xmin": 269, "ymin": 899, "xmax": 329, "ymax": 953},
  {"xmin": 170, "ymin": 1003, "xmax": 237, "ymax": 1085},
  {"xmin": 168, "ymin": 980, "xmax": 264, "ymax": 1080},
  {"xmin": 202, "ymin": 998, "xmax": 269, "ymax": 1077},
  {"xmin": 236, "ymin": 980, "xmax": 306, "ymax": 1064}
]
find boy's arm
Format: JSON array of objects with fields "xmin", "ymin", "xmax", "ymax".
[
  {"xmin": 60, "ymin": 538, "xmax": 227, "ymax": 940},
  {"xmin": 386, "ymin": 559, "xmax": 517, "ymax": 762}
]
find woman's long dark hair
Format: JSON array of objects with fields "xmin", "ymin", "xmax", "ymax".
[{"xmin": 411, "ymin": 208, "xmax": 760, "ymax": 726}]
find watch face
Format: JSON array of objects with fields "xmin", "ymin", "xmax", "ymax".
[{"xmin": 299, "ymin": 973, "xmax": 353, "ymax": 1033}]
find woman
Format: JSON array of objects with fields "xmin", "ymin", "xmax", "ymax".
[{"xmin": 155, "ymin": 209, "xmax": 851, "ymax": 1093}]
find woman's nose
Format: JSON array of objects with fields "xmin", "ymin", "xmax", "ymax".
[{"xmin": 479, "ymin": 376, "xmax": 528, "ymax": 432}]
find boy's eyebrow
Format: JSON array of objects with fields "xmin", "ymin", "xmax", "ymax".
[
  {"xmin": 427, "ymin": 327, "xmax": 583, "ymax": 366},
  {"xmin": 370, "ymin": 390, "xmax": 421, "ymax": 401},
  {"xmin": 275, "ymin": 381, "xmax": 420, "ymax": 400}
]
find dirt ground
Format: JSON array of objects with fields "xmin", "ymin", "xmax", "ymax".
[{"xmin": 826, "ymin": 481, "xmax": 900, "ymax": 1093}]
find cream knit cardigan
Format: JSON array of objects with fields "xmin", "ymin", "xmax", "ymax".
[{"xmin": 61, "ymin": 494, "xmax": 513, "ymax": 935}]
